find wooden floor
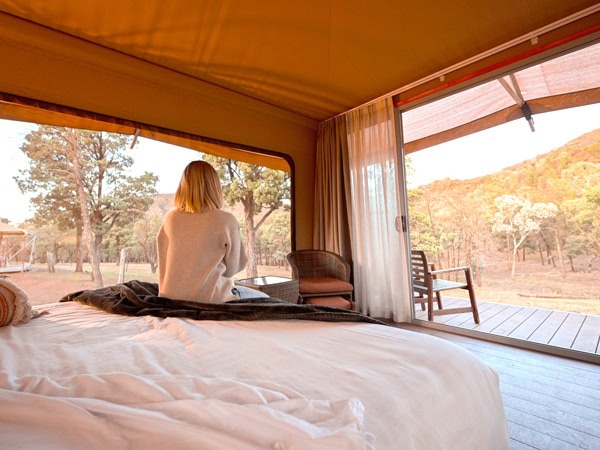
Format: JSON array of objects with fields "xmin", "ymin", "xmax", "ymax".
[
  {"xmin": 397, "ymin": 323, "xmax": 600, "ymax": 450},
  {"xmin": 414, "ymin": 297, "xmax": 600, "ymax": 357}
]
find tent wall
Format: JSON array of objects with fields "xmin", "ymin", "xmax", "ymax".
[
  {"xmin": 1, "ymin": 4, "xmax": 599, "ymax": 250},
  {"xmin": 0, "ymin": 12, "xmax": 317, "ymax": 248}
]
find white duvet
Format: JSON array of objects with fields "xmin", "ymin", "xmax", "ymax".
[{"xmin": 0, "ymin": 302, "xmax": 509, "ymax": 449}]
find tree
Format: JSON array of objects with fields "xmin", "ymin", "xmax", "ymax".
[
  {"xmin": 559, "ymin": 162, "xmax": 600, "ymax": 272},
  {"xmin": 16, "ymin": 126, "xmax": 158, "ymax": 287},
  {"xmin": 256, "ymin": 212, "xmax": 291, "ymax": 267},
  {"xmin": 491, "ymin": 195, "xmax": 557, "ymax": 277},
  {"xmin": 203, "ymin": 155, "xmax": 290, "ymax": 277},
  {"xmin": 132, "ymin": 212, "xmax": 163, "ymax": 273}
]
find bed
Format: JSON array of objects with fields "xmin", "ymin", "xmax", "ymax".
[{"xmin": 0, "ymin": 281, "xmax": 509, "ymax": 449}]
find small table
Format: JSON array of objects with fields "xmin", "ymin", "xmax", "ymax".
[{"xmin": 235, "ymin": 276, "xmax": 299, "ymax": 304}]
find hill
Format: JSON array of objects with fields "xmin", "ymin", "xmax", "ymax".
[{"xmin": 415, "ymin": 128, "xmax": 600, "ymax": 203}]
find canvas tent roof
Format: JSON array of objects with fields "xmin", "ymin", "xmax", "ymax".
[
  {"xmin": 401, "ymin": 41, "xmax": 600, "ymax": 154},
  {"xmin": 0, "ymin": 223, "xmax": 26, "ymax": 236},
  {"xmin": 0, "ymin": 0, "xmax": 599, "ymax": 153}
]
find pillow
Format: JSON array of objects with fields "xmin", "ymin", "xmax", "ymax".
[{"xmin": 0, "ymin": 276, "xmax": 37, "ymax": 326}]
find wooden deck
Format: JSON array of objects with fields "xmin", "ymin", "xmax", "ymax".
[
  {"xmin": 396, "ymin": 323, "xmax": 600, "ymax": 450},
  {"xmin": 413, "ymin": 297, "xmax": 600, "ymax": 358}
]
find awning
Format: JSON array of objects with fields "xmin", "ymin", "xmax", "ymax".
[
  {"xmin": 0, "ymin": 223, "xmax": 27, "ymax": 236},
  {"xmin": 400, "ymin": 41, "xmax": 600, "ymax": 154}
]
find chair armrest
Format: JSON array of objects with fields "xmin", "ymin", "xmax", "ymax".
[{"xmin": 430, "ymin": 266, "xmax": 470, "ymax": 275}]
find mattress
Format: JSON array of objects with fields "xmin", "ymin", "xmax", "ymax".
[{"xmin": 0, "ymin": 302, "xmax": 509, "ymax": 449}]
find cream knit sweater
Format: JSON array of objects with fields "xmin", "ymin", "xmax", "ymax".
[{"xmin": 157, "ymin": 209, "xmax": 247, "ymax": 302}]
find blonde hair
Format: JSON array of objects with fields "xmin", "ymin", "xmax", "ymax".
[{"xmin": 174, "ymin": 160, "xmax": 224, "ymax": 212}]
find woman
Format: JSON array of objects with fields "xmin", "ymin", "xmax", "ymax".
[{"xmin": 157, "ymin": 160, "xmax": 264, "ymax": 302}]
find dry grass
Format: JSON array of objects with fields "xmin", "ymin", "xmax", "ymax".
[
  {"xmin": 443, "ymin": 259, "xmax": 600, "ymax": 315},
  {"xmin": 4, "ymin": 261, "xmax": 598, "ymax": 316},
  {"xmin": 5, "ymin": 263, "xmax": 291, "ymax": 305}
]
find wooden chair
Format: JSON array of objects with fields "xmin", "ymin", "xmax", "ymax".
[
  {"xmin": 286, "ymin": 250, "xmax": 354, "ymax": 310},
  {"xmin": 411, "ymin": 250, "xmax": 480, "ymax": 323}
]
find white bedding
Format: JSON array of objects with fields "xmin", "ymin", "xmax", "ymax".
[{"xmin": 0, "ymin": 302, "xmax": 509, "ymax": 449}]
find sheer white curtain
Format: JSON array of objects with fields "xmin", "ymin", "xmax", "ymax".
[{"xmin": 345, "ymin": 98, "xmax": 411, "ymax": 321}]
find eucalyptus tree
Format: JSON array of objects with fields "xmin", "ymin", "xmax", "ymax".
[
  {"xmin": 203, "ymin": 155, "xmax": 290, "ymax": 277},
  {"xmin": 491, "ymin": 194, "xmax": 558, "ymax": 277},
  {"xmin": 560, "ymin": 161, "xmax": 600, "ymax": 272},
  {"xmin": 16, "ymin": 126, "xmax": 158, "ymax": 287}
]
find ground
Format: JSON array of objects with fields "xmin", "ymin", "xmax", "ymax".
[
  {"xmin": 4, "ymin": 260, "xmax": 599, "ymax": 315},
  {"xmin": 5, "ymin": 263, "xmax": 292, "ymax": 305}
]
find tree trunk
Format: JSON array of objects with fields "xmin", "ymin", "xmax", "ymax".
[
  {"xmin": 46, "ymin": 251, "xmax": 55, "ymax": 273},
  {"xmin": 67, "ymin": 129, "xmax": 103, "ymax": 288},
  {"xmin": 118, "ymin": 248, "xmax": 128, "ymax": 284},
  {"xmin": 243, "ymin": 193, "xmax": 258, "ymax": 277},
  {"xmin": 115, "ymin": 235, "xmax": 121, "ymax": 266},
  {"xmin": 75, "ymin": 222, "xmax": 83, "ymax": 272},
  {"xmin": 506, "ymin": 235, "xmax": 511, "ymax": 270},
  {"xmin": 554, "ymin": 231, "xmax": 566, "ymax": 278},
  {"xmin": 511, "ymin": 236, "xmax": 518, "ymax": 277},
  {"xmin": 568, "ymin": 255, "xmax": 575, "ymax": 272}
]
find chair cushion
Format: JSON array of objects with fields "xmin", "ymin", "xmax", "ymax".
[
  {"xmin": 298, "ymin": 277, "xmax": 353, "ymax": 294},
  {"xmin": 305, "ymin": 296, "xmax": 353, "ymax": 310}
]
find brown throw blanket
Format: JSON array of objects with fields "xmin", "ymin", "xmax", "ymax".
[{"xmin": 61, "ymin": 280, "xmax": 386, "ymax": 325}]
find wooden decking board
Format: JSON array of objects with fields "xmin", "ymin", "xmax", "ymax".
[
  {"xmin": 505, "ymin": 405, "xmax": 600, "ymax": 449},
  {"xmin": 432, "ymin": 331, "xmax": 600, "ymax": 387},
  {"xmin": 506, "ymin": 435, "xmax": 537, "ymax": 450},
  {"xmin": 452, "ymin": 301, "xmax": 493, "ymax": 326},
  {"xmin": 500, "ymin": 379, "xmax": 598, "ymax": 416},
  {"xmin": 499, "ymin": 383, "xmax": 600, "ymax": 425},
  {"xmin": 505, "ymin": 406, "xmax": 599, "ymax": 449},
  {"xmin": 486, "ymin": 351, "xmax": 599, "ymax": 396},
  {"xmin": 402, "ymin": 323, "xmax": 599, "ymax": 384},
  {"xmin": 549, "ymin": 313, "xmax": 586, "ymax": 349},
  {"xmin": 474, "ymin": 304, "xmax": 524, "ymax": 333},
  {"xmin": 490, "ymin": 306, "xmax": 537, "ymax": 336},
  {"xmin": 414, "ymin": 296, "xmax": 600, "ymax": 357},
  {"xmin": 572, "ymin": 315, "xmax": 600, "ymax": 354},
  {"xmin": 395, "ymin": 324, "xmax": 600, "ymax": 450},
  {"xmin": 441, "ymin": 301, "xmax": 507, "ymax": 330},
  {"xmin": 489, "ymin": 367, "xmax": 600, "ymax": 410},
  {"xmin": 503, "ymin": 392, "xmax": 600, "ymax": 438},
  {"xmin": 505, "ymin": 420, "xmax": 573, "ymax": 450},
  {"xmin": 473, "ymin": 349, "xmax": 600, "ymax": 401},
  {"xmin": 528, "ymin": 310, "xmax": 570, "ymax": 345},
  {"xmin": 508, "ymin": 308, "xmax": 554, "ymax": 341}
]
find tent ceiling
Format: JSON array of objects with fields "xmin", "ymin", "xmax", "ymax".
[{"xmin": 0, "ymin": 0, "xmax": 598, "ymax": 123}]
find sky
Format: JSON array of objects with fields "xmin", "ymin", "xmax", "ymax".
[
  {"xmin": 407, "ymin": 103, "xmax": 600, "ymax": 188},
  {"xmin": 1, "ymin": 103, "xmax": 599, "ymax": 225},
  {"xmin": 0, "ymin": 123, "xmax": 202, "ymax": 224}
]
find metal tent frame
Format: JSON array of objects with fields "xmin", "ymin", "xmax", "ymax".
[{"xmin": 0, "ymin": 223, "xmax": 36, "ymax": 273}]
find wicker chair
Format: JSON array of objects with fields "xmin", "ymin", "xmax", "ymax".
[
  {"xmin": 286, "ymin": 250, "xmax": 354, "ymax": 310},
  {"xmin": 411, "ymin": 249, "xmax": 479, "ymax": 323}
]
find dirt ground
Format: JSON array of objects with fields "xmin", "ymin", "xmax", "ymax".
[
  {"xmin": 4, "ymin": 263, "xmax": 292, "ymax": 305},
  {"xmin": 4, "ymin": 260, "xmax": 599, "ymax": 315}
]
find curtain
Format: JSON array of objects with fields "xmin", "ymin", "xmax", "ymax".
[
  {"xmin": 345, "ymin": 98, "xmax": 410, "ymax": 321},
  {"xmin": 313, "ymin": 116, "xmax": 353, "ymax": 263}
]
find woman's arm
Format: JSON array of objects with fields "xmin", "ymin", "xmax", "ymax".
[{"xmin": 223, "ymin": 216, "xmax": 248, "ymax": 277}]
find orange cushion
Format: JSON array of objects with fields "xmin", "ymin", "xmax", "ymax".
[
  {"xmin": 299, "ymin": 277, "xmax": 353, "ymax": 294},
  {"xmin": 305, "ymin": 296, "xmax": 353, "ymax": 310}
]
